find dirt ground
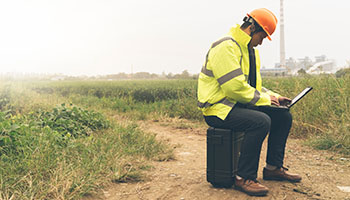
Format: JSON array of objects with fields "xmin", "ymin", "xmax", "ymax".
[{"xmin": 86, "ymin": 118, "xmax": 350, "ymax": 200}]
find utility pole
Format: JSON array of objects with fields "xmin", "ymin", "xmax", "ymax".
[{"xmin": 280, "ymin": 0, "xmax": 286, "ymax": 68}]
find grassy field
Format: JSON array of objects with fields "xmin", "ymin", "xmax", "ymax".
[
  {"xmin": 263, "ymin": 75, "xmax": 350, "ymax": 153},
  {"xmin": 1, "ymin": 75, "xmax": 349, "ymax": 199},
  {"xmin": 0, "ymin": 81, "xmax": 173, "ymax": 199}
]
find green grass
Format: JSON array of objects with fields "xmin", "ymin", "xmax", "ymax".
[
  {"xmin": 35, "ymin": 80, "xmax": 203, "ymax": 121},
  {"xmin": 0, "ymin": 83, "xmax": 173, "ymax": 199},
  {"xmin": 1, "ymin": 75, "xmax": 350, "ymax": 199},
  {"xmin": 27, "ymin": 76, "xmax": 350, "ymax": 154},
  {"xmin": 0, "ymin": 121, "xmax": 171, "ymax": 199},
  {"xmin": 263, "ymin": 75, "xmax": 350, "ymax": 154},
  {"xmin": 25, "ymin": 76, "xmax": 350, "ymax": 155}
]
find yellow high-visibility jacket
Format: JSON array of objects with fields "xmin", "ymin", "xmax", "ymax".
[{"xmin": 197, "ymin": 24, "xmax": 280, "ymax": 120}]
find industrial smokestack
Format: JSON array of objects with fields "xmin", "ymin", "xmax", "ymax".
[{"xmin": 280, "ymin": 0, "xmax": 286, "ymax": 68}]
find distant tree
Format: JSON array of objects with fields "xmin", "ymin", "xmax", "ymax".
[
  {"xmin": 65, "ymin": 76, "xmax": 79, "ymax": 80},
  {"xmin": 192, "ymin": 73, "xmax": 199, "ymax": 79},
  {"xmin": 133, "ymin": 72, "xmax": 151, "ymax": 79},
  {"xmin": 297, "ymin": 68, "xmax": 307, "ymax": 75},
  {"xmin": 150, "ymin": 73, "xmax": 159, "ymax": 79},
  {"xmin": 103, "ymin": 73, "xmax": 128, "ymax": 80},
  {"xmin": 180, "ymin": 70, "xmax": 190, "ymax": 78},
  {"xmin": 173, "ymin": 70, "xmax": 192, "ymax": 79},
  {"xmin": 115, "ymin": 73, "xmax": 128, "ymax": 79},
  {"xmin": 335, "ymin": 67, "xmax": 350, "ymax": 78},
  {"xmin": 166, "ymin": 72, "xmax": 174, "ymax": 79},
  {"xmin": 161, "ymin": 71, "xmax": 167, "ymax": 78}
]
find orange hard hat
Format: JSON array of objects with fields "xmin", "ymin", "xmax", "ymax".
[{"xmin": 247, "ymin": 8, "xmax": 278, "ymax": 41}]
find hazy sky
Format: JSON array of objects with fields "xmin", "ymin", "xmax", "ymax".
[{"xmin": 0, "ymin": 0, "xmax": 349, "ymax": 76}]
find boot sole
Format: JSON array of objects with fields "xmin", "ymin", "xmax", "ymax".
[
  {"xmin": 234, "ymin": 186, "xmax": 268, "ymax": 196},
  {"xmin": 263, "ymin": 176, "xmax": 301, "ymax": 183}
]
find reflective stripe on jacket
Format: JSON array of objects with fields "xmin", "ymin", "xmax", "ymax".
[{"xmin": 197, "ymin": 24, "xmax": 280, "ymax": 120}]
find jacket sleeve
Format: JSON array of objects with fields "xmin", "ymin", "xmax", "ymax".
[
  {"xmin": 262, "ymin": 87, "xmax": 281, "ymax": 98},
  {"xmin": 209, "ymin": 41, "xmax": 271, "ymax": 106}
]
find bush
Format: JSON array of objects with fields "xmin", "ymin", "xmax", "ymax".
[
  {"xmin": 0, "ymin": 104, "xmax": 172, "ymax": 199},
  {"xmin": 335, "ymin": 67, "xmax": 350, "ymax": 78},
  {"xmin": 36, "ymin": 103, "xmax": 110, "ymax": 137},
  {"xmin": 0, "ymin": 104, "xmax": 110, "ymax": 156}
]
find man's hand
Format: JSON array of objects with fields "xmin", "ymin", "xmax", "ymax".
[
  {"xmin": 270, "ymin": 95, "xmax": 280, "ymax": 106},
  {"xmin": 278, "ymin": 96, "xmax": 292, "ymax": 106}
]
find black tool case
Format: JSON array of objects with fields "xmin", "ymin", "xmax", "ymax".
[{"xmin": 206, "ymin": 127, "xmax": 244, "ymax": 188}]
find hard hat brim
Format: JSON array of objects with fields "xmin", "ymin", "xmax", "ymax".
[{"xmin": 266, "ymin": 34, "xmax": 272, "ymax": 41}]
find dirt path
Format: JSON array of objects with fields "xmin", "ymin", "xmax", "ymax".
[{"xmin": 87, "ymin": 119, "xmax": 350, "ymax": 200}]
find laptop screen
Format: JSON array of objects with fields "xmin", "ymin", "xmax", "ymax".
[{"xmin": 289, "ymin": 87, "xmax": 313, "ymax": 108}]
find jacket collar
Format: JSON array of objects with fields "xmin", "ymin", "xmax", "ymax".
[{"xmin": 228, "ymin": 24, "xmax": 251, "ymax": 48}]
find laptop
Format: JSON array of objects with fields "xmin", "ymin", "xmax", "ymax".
[{"xmin": 264, "ymin": 87, "xmax": 313, "ymax": 110}]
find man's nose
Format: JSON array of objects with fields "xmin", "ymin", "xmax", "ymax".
[{"xmin": 259, "ymin": 39, "xmax": 264, "ymax": 45}]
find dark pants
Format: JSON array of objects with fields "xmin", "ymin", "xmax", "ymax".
[{"xmin": 204, "ymin": 103, "xmax": 292, "ymax": 180}]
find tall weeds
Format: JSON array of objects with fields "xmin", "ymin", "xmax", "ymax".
[
  {"xmin": 0, "ymin": 83, "xmax": 173, "ymax": 199},
  {"xmin": 31, "ymin": 76, "xmax": 350, "ymax": 154},
  {"xmin": 1, "ymin": 75, "xmax": 349, "ymax": 199},
  {"xmin": 263, "ymin": 75, "xmax": 350, "ymax": 153}
]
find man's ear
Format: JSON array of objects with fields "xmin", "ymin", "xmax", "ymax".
[{"xmin": 250, "ymin": 24, "xmax": 256, "ymax": 34}]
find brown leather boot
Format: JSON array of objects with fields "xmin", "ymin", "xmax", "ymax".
[
  {"xmin": 263, "ymin": 167, "xmax": 302, "ymax": 182},
  {"xmin": 234, "ymin": 177, "xmax": 269, "ymax": 196}
]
